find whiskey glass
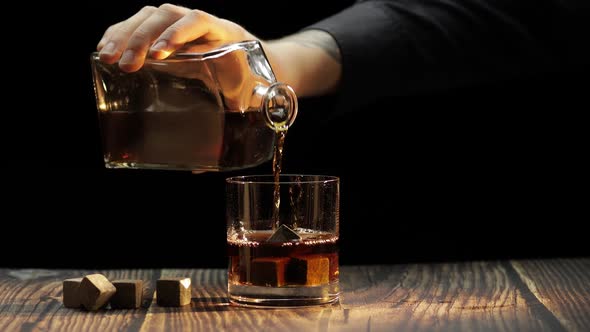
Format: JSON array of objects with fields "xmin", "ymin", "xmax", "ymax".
[{"xmin": 226, "ymin": 175, "xmax": 340, "ymax": 307}]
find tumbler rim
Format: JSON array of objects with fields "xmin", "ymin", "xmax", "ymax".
[{"xmin": 226, "ymin": 174, "xmax": 339, "ymax": 185}]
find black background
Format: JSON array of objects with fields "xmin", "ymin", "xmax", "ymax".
[{"xmin": 1, "ymin": 1, "xmax": 587, "ymax": 268}]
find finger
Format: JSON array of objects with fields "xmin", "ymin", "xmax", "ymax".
[
  {"xmin": 99, "ymin": 6, "xmax": 157, "ymax": 64},
  {"xmin": 119, "ymin": 4, "xmax": 189, "ymax": 72},
  {"xmin": 149, "ymin": 10, "xmax": 224, "ymax": 59},
  {"xmin": 97, "ymin": 22, "xmax": 123, "ymax": 51}
]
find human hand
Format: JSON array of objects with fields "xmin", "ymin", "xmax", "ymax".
[{"xmin": 97, "ymin": 4, "xmax": 256, "ymax": 72}]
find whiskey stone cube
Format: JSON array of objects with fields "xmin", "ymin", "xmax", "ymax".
[
  {"xmin": 156, "ymin": 277, "xmax": 191, "ymax": 307},
  {"xmin": 110, "ymin": 279, "xmax": 143, "ymax": 309},
  {"xmin": 267, "ymin": 224, "xmax": 301, "ymax": 243},
  {"xmin": 62, "ymin": 278, "xmax": 83, "ymax": 308},
  {"xmin": 250, "ymin": 257, "xmax": 289, "ymax": 287},
  {"xmin": 79, "ymin": 274, "xmax": 117, "ymax": 311},
  {"xmin": 286, "ymin": 255, "xmax": 330, "ymax": 286}
]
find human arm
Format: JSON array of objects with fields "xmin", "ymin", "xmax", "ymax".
[
  {"xmin": 302, "ymin": 0, "xmax": 589, "ymax": 108},
  {"xmin": 96, "ymin": 4, "xmax": 340, "ymax": 98},
  {"xmin": 97, "ymin": 1, "xmax": 588, "ymax": 105}
]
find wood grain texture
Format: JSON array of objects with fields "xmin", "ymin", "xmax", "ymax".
[
  {"xmin": 332, "ymin": 262, "xmax": 565, "ymax": 331},
  {"xmin": 0, "ymin": 259, "xmax": 588, "ymax": 331},
  {"xmin": 511, "ymin": 258, "xmax": 590, "ymax": 332},
  {"xmin": 141, "ymin": 268, "xmax": 342, "ymax": 332},
  {"xmin": 0, "ymin": 269, "xmax": 156, "ymax": 332}
]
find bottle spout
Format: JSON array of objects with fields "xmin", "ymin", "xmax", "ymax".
[{"xmin": 263, "ymin": 83, "xmax": 298, "ymax": 132}]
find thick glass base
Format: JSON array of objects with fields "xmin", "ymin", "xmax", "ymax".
[{"xmin": 228, "ymin": 281, "xmax": 339, "ymax": 308}]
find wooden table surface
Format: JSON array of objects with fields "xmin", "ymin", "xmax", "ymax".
[{"xmin": 1, "ymin": 258, "xmax": 588, "ymax": 331}]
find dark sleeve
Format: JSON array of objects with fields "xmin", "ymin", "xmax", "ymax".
[{"xmin": 306, "ymin": 0, "xmax": 589, "ymax": 109}]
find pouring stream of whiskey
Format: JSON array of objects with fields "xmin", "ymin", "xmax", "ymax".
[{"xmin": 271, "ymin": 130, "xmax": 286, "ymax": 230}]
